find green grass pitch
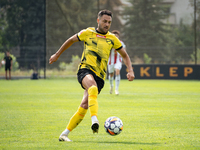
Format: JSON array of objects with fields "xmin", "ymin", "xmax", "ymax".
[{"xmin": 0, "ymin": 78, "xmax": 199, "ymax": 150}]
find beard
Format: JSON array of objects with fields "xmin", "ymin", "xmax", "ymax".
[{"xmin": 98, "ymin": 25, "xmax": 109, "ymax": 34}]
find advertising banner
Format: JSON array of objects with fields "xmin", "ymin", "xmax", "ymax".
[{"xmin": 120, "ymin": 65, "xmax": 200, "ymax": 79}]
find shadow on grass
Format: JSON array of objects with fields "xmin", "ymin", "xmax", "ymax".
[{"xmin": 77, "ymin": 140, "xmax": 160, "ymax": 145}]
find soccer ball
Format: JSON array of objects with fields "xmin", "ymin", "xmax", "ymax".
[
  {"xmin": 1, "ymin": 60, "xmax": 5, "ymax": 65},
  {"xmin": 104, "ymin": 116, "xmax": 123, "ymax": 136}
]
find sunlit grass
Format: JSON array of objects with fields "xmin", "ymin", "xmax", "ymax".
[{"xmin": 0, "ymin": 79, "xmax": 199, "ymax": 150}]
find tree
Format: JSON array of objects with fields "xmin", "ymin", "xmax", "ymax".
[
  {"xmin": 46, "ymin": 0, "xmax": 98, "ymax": 67},
  {"xmin": 0, "ymin": 0, "xmax": 45, "ymax": 70},
  {"xmin": 189, "ymin": 0, "xmax": 200, "ymax": 63},
  {"xmin": 0, "ymin": 4, "xmax": 9, "ymax": 52},
  {"xmin": 122, "ymin": 0, "xmax": 169, "ymax": 61},
  {"xmin": 47, "ymin": 0, "xmax": 97, "ymax": 48},
  {"xmin": 99, "ymin": 0, "xmax": 123, "ymax": 31},
  {"xmin": 189, "ymin": 0, "xmax": 200, "ymax": 46},
  {"xmin": 160, "ymin": 21, "xmax": 194, "ymax": 64}
]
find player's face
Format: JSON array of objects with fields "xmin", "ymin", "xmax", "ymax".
[
  {"xmin": 97, "ymin": 15, "xmax": 112, "ymax": 34},
  {"xmin": 6, "ymin": 52, "xmax": 10, "ymax": 56}
]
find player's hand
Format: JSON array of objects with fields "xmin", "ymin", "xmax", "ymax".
[
  {"xmin": 49, "ymin": 54, "xmax": 59, "ymax": 64},
  {"xmin": 126, "ymin": 71, "xmax": 135, "ymax": 81}
]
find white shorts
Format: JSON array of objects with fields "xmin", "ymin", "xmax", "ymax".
[{"xmin": 108, "ymin": 61, "xmax": 122, "ymax": 74}]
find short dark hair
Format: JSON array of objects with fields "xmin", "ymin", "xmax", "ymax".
[
  {"xmin": 98, "ymin": 10, "xmax": 112, "ymax": 18},
  {"xmin": 112, "ymin": 30, "xmax": 120, "ymax": 35}
]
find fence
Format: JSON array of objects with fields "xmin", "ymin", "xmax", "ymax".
[{"xmin": 0, "ymin": 0, "xmax": 199, "ymax": 79}]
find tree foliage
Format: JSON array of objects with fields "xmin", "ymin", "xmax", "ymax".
[
  {"xmin": 0, "ymin": 0, "xmax": 45, "ymax": 69},
  {"xmin": 122, "ymin": 0, "xmax": 170, "ymax": 61},
  {"xmin": 46, "ymin": 0, "xmax": 97, "ymax": 48},
  {"xmin": 99, "ymin": 0, "xmax": 123, "ymax": 31},
  {"xmin": 189, "ymin": 0, "xmax": 200, "ymax": 47},
  {"xmin": 122, "ymin": 0, "xmax": 169, "ymax": 47}
]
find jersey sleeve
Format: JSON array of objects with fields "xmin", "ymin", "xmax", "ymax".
[
  {"xmin": 77, "ymin": 29, "xmax": 87, "ymax": 41},
  {"xmin": 121, "ymin": 41, "xmax": 126, "ymax": 49},
  {"xmin": 113, "ymin": 37, "xmax": 123, "ymax": 51}
]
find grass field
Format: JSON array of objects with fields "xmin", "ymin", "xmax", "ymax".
[{"xmin": 0, "ymin": 78, "xmax": 199, "ymax": 150}]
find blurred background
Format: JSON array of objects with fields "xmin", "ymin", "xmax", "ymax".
[{"xmin": 0, "ymin": 0, "xmax": 199, "ymax": 78}]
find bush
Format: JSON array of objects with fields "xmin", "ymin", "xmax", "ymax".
[
  {"xmin": 191, "ymin": 48, "xmax": 200, "ymax": 63},
  {"xmin": 59, "ymin": 55, "xmax": 80, "ymax": 72},
  {"xmin": 143, "ymin": 53, "xmax": 152, "ymax": 64}
]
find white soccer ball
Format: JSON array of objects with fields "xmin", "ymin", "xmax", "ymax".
[
  {"xmin": 1, "ymin": 60, "xmax": 5, "ymax": 65},
  {"xmin": 104, "ymin": 116, "xmax": 123, "ymax": 136}
]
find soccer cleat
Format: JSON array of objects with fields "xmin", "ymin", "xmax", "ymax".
[
  {"xmin": 110, "ymin": 86, "xmax": 113, "ymax": 94},
  {"xmin": 115, "ymin": 90, "xmax": 119, "ymax": 95},
  {"xmin": 59, "ymin": 135, "xmax": 72, "ymax": 142},
  {"xmin": 91, "ymin": 121, "xmax": 99, "ymax": 134}
]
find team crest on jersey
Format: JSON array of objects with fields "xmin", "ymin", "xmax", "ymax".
[
  {"xmin": 106, "ymin": 39, "xmax": 112, "ymax": 44},
  {"xmin": 96, "ymin": 34, "xmax": 106, "ymax": 38}
]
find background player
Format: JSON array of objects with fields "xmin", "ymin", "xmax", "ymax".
[
  {"xmin": 0, "ymin": 51, "xmax": 12, "ymax": 80},
  {"xmin": 49, "ymin": 10, "xmax": 135, "ymax": 142},
  {"xmin": 108, "ymin": 30, "xmax": 125, "ymax": 95}
]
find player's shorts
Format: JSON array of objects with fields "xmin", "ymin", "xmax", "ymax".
[
  {"xmin": 77, "ymin": 68, "xmax": 104, "ymax": 94},
  {"xmin": 5, "ymin": 65, "xmax": 11, "ymax": 71},
  {"xmin": 108, "ymin": 62, "xmax": 122, "ymax": 74}
]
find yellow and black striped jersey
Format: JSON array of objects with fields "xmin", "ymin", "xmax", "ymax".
[{"xmin": 77, "ymin": 27, "xmax": 122, "ymax": 80}]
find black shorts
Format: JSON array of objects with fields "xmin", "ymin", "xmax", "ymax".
[
  {"xmin": 5, "ymin": 65, "xmax": 11, "ymax": 71},
  {"xmin": 77, "ymin": 69, "xmax": 104, "ymax": 94}
]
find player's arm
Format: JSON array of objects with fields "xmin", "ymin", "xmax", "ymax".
[
  {"xmin": 117, "ymin": 47, "xmax": 135, "ymax": 81},
  {"xmin": 49, "ymin": 34, "xmax": 79, "ymax": 64}
]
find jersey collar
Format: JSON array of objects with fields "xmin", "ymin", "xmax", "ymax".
[{"xmin": 96, "ymin": 29, "xmax": 108, "ymax": 35}]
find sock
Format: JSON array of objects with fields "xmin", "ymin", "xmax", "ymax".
[
  {"xmin": 66, "ymin": 106, "xmax": 87, "ymax": 131},
  {"xmin": 88, "ymin": 85, "xmax": 98, "ymax": 118},
  {"xmin": 91, "ymin": 115, "xmax": 98, "ymax": 124},
  {"xmin": 60, "ymin": 129, "xmax": 70, "ymax": 137},
  {"xmin": 115, "ymin": 74, "xmax": 120, "ymax": 91},
  {"xmin": 109, "ymin": 75, "xmax": 114, "ymax": 88}
]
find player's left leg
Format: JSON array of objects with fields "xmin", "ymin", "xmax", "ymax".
[
  {"xmin": 108, "ymin": 65, "xmax": 114, "ymax": 94},
  {"xmin": 115, "ymin": 69, "xmax": 120, "ymax": 95},
  {"xmin": 5, "ymin": 67, "xmax": 8, "ymax": 80},
  {"xmin": 9, "ymin": 69, "xmax": 11, "ymax": 80},
  {"xmin": 82, "ymin": 74, "xmax": 99, "ymax": 133},
  {"xmin": 109, "ymin": 73, "xmax": 114, "ymax": 94}
]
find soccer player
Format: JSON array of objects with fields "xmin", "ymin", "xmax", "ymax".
[
  {"xmin": 0, "ymin": 51, "xmax": 13, "ymax": 80},
  {"xmin": 108, "ymin": 30, "xmax": 125, "ymax": 95},
  {"xmin": 49, "ymin": 10, "xmax": 135, "ymax": 142}
]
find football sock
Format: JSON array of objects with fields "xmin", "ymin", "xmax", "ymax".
[
  {"xmin": 66, "ymin": 106, "xmax": 87, "ymax": 131},
  {"xmin": 88, "ymin": 85, "xmax": 98, "ymax": 118},
  {"xmin": 60, "ymin": 129, "xmax": 70, "ymax": 136},
  {"xmin": 115, "ymin": 74, "xmax": 120, "ymax": 91},
  {"xmin": 91, "ymin": 115, "xmax": 98, "ymax": 124},
  {"xmin": 109, "ymin": 75, "xmax": 114, "ymax": 88}
]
